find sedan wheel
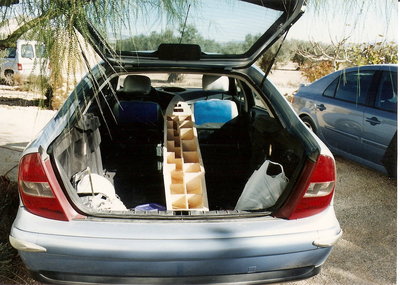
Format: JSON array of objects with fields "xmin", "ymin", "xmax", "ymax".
[{"xmin": 301, "ymin": 116, "xmax": 316, "ymax": 133}]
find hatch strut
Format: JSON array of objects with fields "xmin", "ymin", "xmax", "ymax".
[
  {"xmin": 179, "ymin": 4, "xmax": 191, "ymax": 44},
  {"xmin": 260, "ymin": 30, "xmax": 289, "ymax": 87}
]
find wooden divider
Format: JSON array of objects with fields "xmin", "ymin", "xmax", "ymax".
[{"xmin": 163, "ymin": 101, "xmax": 209, "ymax": 211}]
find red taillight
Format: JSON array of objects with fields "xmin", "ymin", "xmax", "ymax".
[
  {"xmin": 274, "ymin": 154, "xmax": 336, "ymax": 219},
  {"xmin": 17, "ymin": 63, "xmax": 22, "ymax": 70},
  {"xmin": 18, "ymin": 153, "xmax": 84, "ymax": 221}
]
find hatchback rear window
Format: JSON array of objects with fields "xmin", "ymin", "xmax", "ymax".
[{"xmin": 92, "ymin": 0, "xmax": 284, "ymax": 55}]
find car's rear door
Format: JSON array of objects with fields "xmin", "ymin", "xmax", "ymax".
[
  {"xmin": 315, "ymin": 70, "xmax": 376, "ymax": 158},
  {"xmin": 361, "ymin": 69, "xmax": 397, "ymax": 166}
]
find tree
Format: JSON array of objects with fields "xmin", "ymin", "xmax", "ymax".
[
  {"xmin": 0, "ymin": 0, "xmax": 190, "ymax": 108},
  {"xmin": 0, "ymin": 0, "xmax": 396, "ymax": 106},
  {"xmin": 292, "ymin": 37, "xmax": 398, "ymax": 82}
]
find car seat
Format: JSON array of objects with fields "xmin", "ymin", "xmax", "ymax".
[
  {"xmin": 112, "ymin": 75, "xmax": 163, "ymax": 143},
  {"xmin": 193, "ymin": 75, "xmax": 238, "ymax": 127}
]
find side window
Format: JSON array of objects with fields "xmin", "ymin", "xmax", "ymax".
[
  {"xmin": 35, "ymin": 44, "xmax": 46, "ymax": 58},
  {"xmin": 323, "ymin": 78, "xmax": 339, "ymax": 98},
  {"xmin": 21, "ymin": 44, "xmax": 34, "ymax": 58},
  {"xmin": 6, "ymin": 48, "xmax": 16, "ymax": 58},
  {"xmin": 252, "ymin": 91, "xmax": 268, "ymax": 110},
  {"xmin": 335, "ymin": 71, "xmax": 374, "ymax": 104},
  {"xmin": 374, "ymin": 71, "xmax": 398, "ymax": 112},
  {"xmin": 235, "ymin": 80, "xmax": 246, "ymax": 102}
]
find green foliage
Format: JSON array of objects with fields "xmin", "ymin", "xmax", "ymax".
[
  {"xmin": 0, "ymin": 0, "xmax": 192, "ymax": 108},
  {"xmin": 349, "ymin": 41, "xmax": 398, "ymax": 66},
  {"xmin": 258, "ymin": 39, "xmax": 306, "ymax": 72},
  {"xmin": 291, "ymin": 39, "xmax": 398, "ymax": 82},
  {"xmin": 115, "ymin": 24, "xmax": 257, "ymax": 55},
  {"xmin": 300, "ymin": 61, "xmax": 334, "ymax": 82}
]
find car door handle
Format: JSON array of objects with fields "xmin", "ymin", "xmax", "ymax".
[
  {"xmin": 316, "ymin": 104, "xmax": 326, "ymax": 111},
  {"xmin": 366, "ymin": 117, "xmax": 381, "ymax": 126}
]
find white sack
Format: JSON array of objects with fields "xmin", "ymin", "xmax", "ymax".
[
  {"xmin": 235, "ymin": 160, "xmax": 288, "ymax": 211},
  {"xmin": 77, "ymin": 173, "xmax": 127, "ymax": 211}
]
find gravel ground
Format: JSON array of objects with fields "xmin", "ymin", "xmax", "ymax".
[{"xmin": 286, "ymin": 156, "xmax": 397, "ymax": 285}]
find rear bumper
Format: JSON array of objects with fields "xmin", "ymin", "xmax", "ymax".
[
  {"xmin": 11, "ymin": 206, "xmax": 341, "ymax": 284},
  {"xmin": 33, "ymin": 266, "xmax": 321, "ymax": 285}
]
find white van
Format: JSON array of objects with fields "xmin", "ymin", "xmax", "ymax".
[{"xmin": 0, "ymin": 39, "xmax": 48, "ymax": 84}]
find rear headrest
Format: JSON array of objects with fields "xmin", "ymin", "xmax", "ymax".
[
  {"xmin": 202, "ymin": 75, "xmax": 229, "ymax": 92},
  {"xmin": 123, "ymin": 75, "xmax": 151, "ymax": 94}
]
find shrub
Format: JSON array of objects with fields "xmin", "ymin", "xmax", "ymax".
[
  {"xmin": 300, "ymin": 61, "xmax": 334, "ymax": 83},
  {"xmin": 0, "ymin": 176, "xmax": 20, "ymax": 283}
]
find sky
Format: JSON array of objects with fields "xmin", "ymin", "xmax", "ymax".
[{"xmin": 286, "ymin": 0, "xmax": 398, "ymax": 44}]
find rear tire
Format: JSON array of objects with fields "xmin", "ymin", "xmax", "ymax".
[
  {"xmin": 4, "ymin": 71, "xmax": 14, "ymax": 86},
  {"xmin": 301, "ymin": 116, "xmax": 316, "ymax": 133},
  {"xmin": 382, "ymin": 133, "xmax": 397, "ymax": 178}
]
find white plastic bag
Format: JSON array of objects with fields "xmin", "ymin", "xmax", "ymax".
[
  {"xmin": 77, "ymin": 173, "xmax": 128, "ymax": 211},
  {"xmin": 235, "ymin": 160, "xmax": 288, "ymax": 211}
]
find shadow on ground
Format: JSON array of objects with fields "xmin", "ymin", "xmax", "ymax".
[{"xmin": 0, "ymin": 97, "xmax": 49, "ymax": 108}]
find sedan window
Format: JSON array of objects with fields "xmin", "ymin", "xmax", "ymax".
[
  {"xmin": 335, "ymin": 71, "xmax": 374, "ymax": 105},
  {"xmin": 323, "ymin": 78, "xmax": 339, "ymax": 98},
  {"xmin": 374, "ymin": 71, "xmax": 398, "ymax": 112}
]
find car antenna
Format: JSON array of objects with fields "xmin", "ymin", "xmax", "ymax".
[
  {"xmin": 260, "ymin": 30, "xmax": 289, "ymax": 87},
  {"xmin": 179, "ymin": 4, "xmax": 191, "ymax": 44}
]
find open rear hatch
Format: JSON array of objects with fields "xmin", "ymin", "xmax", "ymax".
[{"xmin": 83, "ymin": 0, "xmax": 306, "ymax": 69}]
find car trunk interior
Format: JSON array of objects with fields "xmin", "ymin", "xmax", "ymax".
[{"xmin": 49, "ymin": 73, "xmax": 305, "ymax": 216}]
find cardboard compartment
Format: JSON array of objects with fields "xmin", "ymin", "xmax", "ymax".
[
  {"xmin": 174, "ymin": 147, "xmax": 182, "ymax": 158},
  {"xmin": 170, "ymin": 184, "xmax": 185, "ymax": 195},
  {"xmin": 163, "ymin": 102, "xmax": 209, "ymax": 211},
  {"xmin": 182, "ymin": 140, "xmax": 196, "ymax": 151},
  {"xmin": 184, "ymin": 163, "xmax": 201, "ymax": 173},
  {"xmin": 172, "ymin": 195, "xmax": 187, "ymax": 209},
  {"xmin": 167, "ymin": 129, "xmax": 174, "ymax": 140},
  {"xmin": 180, "ymin": 128, "xmax": 194, "ymax": 140},
  {"xmin": 166, "ymin": 141, "xmax": 175, "ymax": 152},
  {"xmin": 179, "ymin": 120, "xmax": 194, "ymax": 129},
  {"xmin": 186, "ymin": 173, "xmax": 203, "ymax": 195},
  {"xmin": 183, "ymin": 151, "xmax": 199, "ymax": 163},
  {"xmin": 171, "ymin": 170, "xmax": 184, "ymax": 184},
  {"xmin": 188, "ymin": 194, "xmax": 204, "ymax": 209}
]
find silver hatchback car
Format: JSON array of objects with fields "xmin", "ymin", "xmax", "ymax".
[{"xmin": 10, "ymin": 1, "xmax": 341, "ymax": 284}]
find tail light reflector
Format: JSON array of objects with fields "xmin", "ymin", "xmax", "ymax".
[
  {"xmin": 18, "ymin": 153, "xmax": 83, "ymax": 221},
  {"xmin": 17, "ymin": 63, "xmax": 22, "ymax": 70},
  {"xmin": 274, "ymin": 154, "xmax": 336, "ymax": 219}
]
